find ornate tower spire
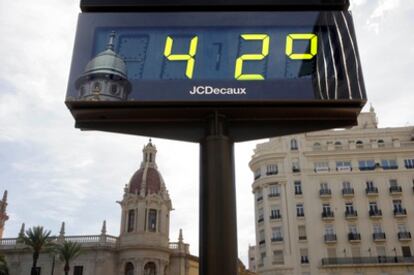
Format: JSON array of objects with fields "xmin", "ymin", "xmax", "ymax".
[
  {"xmin": 107, "ymin": 31, "xmax": 116, "ymax": 51},
  {"xmin": 178, "ymin": 228, "xmax": 183, "ymax": 243},
  {"xmin": 141, "ymin": 139, "xmax": 157, "ymax": 169},
  {"xmin": 0, "ymin": 190, "xmax": 9, "ymax": 239},
  {"xmin": 101, "ymin": 220, "xmax": 107, "ymax": 235}
]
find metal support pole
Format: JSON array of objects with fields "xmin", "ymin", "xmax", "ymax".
[{"xmin": 199, "ymin": 113, "xmax": 238, "ymax": 275}]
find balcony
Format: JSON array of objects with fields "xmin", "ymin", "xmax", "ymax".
[
  {"xmin": 266, "ymin": 171, "xmax": 278, "ymax": 176},
  {"xmin": 270, "ymin": 214, "xmax": 282, "ymax": 221},
  {"xmin": 336, "ymin": 166, "xmax": 352, "ymax": 172},
  {"xmin": 297, "ymin": 212, "xmax": 305, "ymax": 218},
  {"xmin": 314, "ymin": 167, "xmax": 330, "ymax": 173},
  {"xmin": 268, "ymin": 193, "xmax": 280, "ymax": 199},
  {"xmin": 295, "ymin": 190, "xmax": 303, "ymax": 196},
  {"xmin": 322, "ymin": 211, "xmax": 335, "ymax": 221},
  {"xmin": 301, "ymin": 256, "xmax": 310, "ymax": 264},
  {"xmin": 257, "ymin": 217, "xmax": 264, "ymax": 223},
  {"xmin": 398, "ymin": 232, "xmax": 412, "ymax": 241},
  {"xmin": 319, "ymin": 189, "xmax": 332, "ymax": 198},
  {"xmin": 324, "ymin": 234, "xmax": 337, "ymax": 243},
  {"xmin": 321, "ymin": 257, "xmax": 414, "ymax": 267},
  {"xmin": 345, "ymin": 210, "xmax": 358, "ymax": 220},
  {"xmin": 299, "ymin": 236, "xmax": 307, "ymax": 241},
  {"xmin": 292, "ymin": 168, "xmax": 301, "ymax": 173},
  {"xmin": 369, "ymin": 209, "xmax": 383, "ymax": 219},
  {"xmin": 383, "ymin": 165, "xmax": 399, "ymax": 170},
  {"xmin": 394, "ymin": 208, "xmax": 407, "ymax": 218},
  {"xmin": 256, "ymin": 196, "xmax": 263, "ymax": 202},
  {"xmin": 259, "ymin": 240, "xmax": 265, "ymax": 245},
  {"xmin": 342, "ymin": 188, "xmax": 354, "ymax": 197},
  {"xmin": 348, "ymin": 233, "xmax": 361, "ymax": 242},
  {"xmin": 271, "ymin": 237, "xmax": 284, "ymax": 243},
  {"xmin": 390, "ymin": 186, "xmax": 403, "ymax": 195},
  {"xmin": 373, "ymin": 232, "xmax": 386, "ymax": 242},
  {"xmin": 365, "ymin": 187, "xmax": 379, "ymax": 196}
]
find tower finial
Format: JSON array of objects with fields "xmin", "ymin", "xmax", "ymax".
[
  {"xmin": 101, "ymin": 220, "xmax": 107, "ymax": 235},
  {"xmin": 178, "ymin": 228, "xmax": 183, "ymax": 243},
  {"xmin": 59, "ymin": 222, "xmax": 65, "ymax": 237},
  {"xmin": 107, "ymin": 31, "xmax": 116, "ymax": 51},
  {"xmin": 19, "ymin": 223, "xmax": 25, "ymax": 238}
]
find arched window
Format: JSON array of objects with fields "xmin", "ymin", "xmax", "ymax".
[
  {"xmin": 127, "ymin": 209, "xmax": 135, "ymax": 232},
  {"xmin": 378, "ymin": 139, "xmax": 385, "ymax": 148},
  {"xmin": 148, "ymin": 209, "xmax": 157, "ymax": 232},
  {"xmin": 334, "ymin": 141, "xmax": 343, "ymax": 150},
  {"xmin": 144, "ymin": 262, "xmax": 156, "ymax": 275},
  {"xmin": 93, "ymin": 82, "xmax": 101, "ymax": 92},
  {"xmin": 313, "ymin": 143, "xmax": 321, "ymax": 151},
  {"xmin": 125, "ymin": 262, "xmax": 134, "ymax": 275},
  {"xmin": 356, "ymin": 140, "xmax": 363, "ymax": 149},
  {"xmin": 290, "ymin": 139, "xmax": 298, "ymax": 150}
]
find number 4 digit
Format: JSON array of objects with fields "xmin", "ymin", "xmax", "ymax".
[{"xmin": 164, "ymin": 36, "xmax": 199, "ymax": 79}]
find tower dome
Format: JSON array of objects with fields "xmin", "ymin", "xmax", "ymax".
[
  {"xmin": 75, "ymin": 31, "xmax": 132, "ymax": 101},
  {"xmin": 128, "ymin": 141, "xmax": 165, "ymax": 196}
]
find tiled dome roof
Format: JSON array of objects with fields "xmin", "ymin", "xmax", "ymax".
[{"xmin": 129, "ymin": 167, "xmax": 162, "ymax": 195}]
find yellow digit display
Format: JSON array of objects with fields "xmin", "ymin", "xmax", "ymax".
[
  {"xmin": 234, "ymin": 34, "xmax": 270, "ymax": 81},
  {"xmin": 164, "ymin": 36, "xmax": 199, "ymax": 79},
  {"xmin": 286, "ymin": 33, "xmax": 318, "ymax": 60}
]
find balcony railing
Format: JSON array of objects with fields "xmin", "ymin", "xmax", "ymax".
[
  {"xmin": 268, "ymin": 193, "xmax": 280, "ymax": 198},
  {"xmin": 324, "ymin": 234, "xmax": 337, "ymax": 243},
  {"xmin": 345, "ymin": 210, "xmax": 358, "ymax": 219},
  {"xmin": 336, "ymin": 166, "xmax": 352, "ymax": 172},
  {"xmin": 369, "ymin": 209, "xmax": 382, "ymax": 218},
  {"xmin": 295, "ymin": 190, "xmax": 303, "ymax": 195},
  {"xmin": 348, "ymin": 233, "xmax": 361, "ymax": 242},
  {"xmin": 398, "ymin": 232, "xmax": 412, "ymax": 240},
  {"xmin": 383, "ymin": 165, "xmax": 399, "ymax": 170},
  {"xmin": 366, "ymin": 187, "xmax": 378, "ymax": 195},
  {"xmin": 297, "ymin": 212, "xmax": 305, "ymax": 218},
  {"xmin": 271, "ymin": 237, "xmax": 283, "ymax": 243},
  {"xmin": 321, "ymin": 256, "xmax": 414, "ymax": 266},
  {"xmin": 257, "ymin": 217, "xmax": 264, "ymax": 223},
  {"xmin": 259, "ymin": 240, "xmax": 265, "ymax": 245},
  {"xmin": 373, "ymin": 232, "xmax": 386, "ymax": 241},
  {"xmin": 256, "ymin": 196, "xmax": 263, "ymax": 202},
  {"xmin": 270, "ymin": 214, "xmax": 282, "ymax": 220},
  {"xmin": 342, "ymin": 188, "xmax": 354, "ymax": 196},
  {"xmin": 394, "ymin": 208, "xmax": 407, "ymax": 217},
  {"xmin": 319, "ymin": 189, "xmax": 332, "ymax": 197},
  {"xmin": 322, "ymin": 211, "xmax": 334, "ymax": 220},
  {"xmin": 390, "ymin": 186, "xmax": 403, "ymax": 194}
]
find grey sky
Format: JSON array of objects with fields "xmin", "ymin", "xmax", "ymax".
[{"xmin": 0, "ymin": 0, "xmax": 413, "ymax": 265}]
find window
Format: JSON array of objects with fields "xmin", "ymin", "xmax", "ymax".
[
  {"xmin": 273, "ymin": 250, "xmax": 284, "ymax": 264},
  {"xmin": 294, "ymin": 181, "xmax": 302, "ymax": 195},
  {"xmin": 110, "ymin": 84, "xmax": 119, "ymax": 95},
  {"xmin": 402, "ymin": 246, "xmax": 412, "ymax": 257},
  {"xmin": 33, "ymin": 267, "xmax": 41, "ymax": 275},
  {"xmin": 260, "ymin": 251, "xmax": 266, "ymax": 265},
  {"xmin": 405, "ymin": 159, "xmax": 414, "ymax": 169},
  {"xmin": 366, "ymin": 181, "xmax": 375, "ymax": 189},
  {"xmin": 74, "ymin": 266, "xmax": 84, "ymax": 275},
  {"xmin": 369, "ymin": 202, "xmax": 379, "ymax": 212},
  {"xmin": 127, "ymin": 209, "xmax": 135, "ymax": 232},
  {"xmin": 125, "ymin": 263, "xmax": 134, "ymax": 275},
  {"xmin": 378, "ymin": 139, "xmax": 385, "ymax": 147},
  {"xmin": 358, "ymin": 160, "xmax": 376, "ymax": 171},
  {"xmin": 325, "ymin": 224, "xmax": 335, "ymax": 235},
  {"xmin": 300, "ymin": 248, "xmax": 309, "ymax": 263},
  {"xmin": 256, "ymin": 189, "xmax": 263, "ymax": 202},
  {"xmin": 349, "ymin": 224, "xmax": 358, "ymax": 234},
  {"xmin": 389, "ymin": 179, "xmax": 399, "ymax": 187},
  {"xmin": 322, "ymin": 204, "xmax": 331, "ymax": 212},
  {"xmin": 258, "ymin": 208, "xmax": 264, "ymax": 223},
  {"xmin": 254, "ymin": 169, "xmax": 261, "ymax": 180},
  {"xmin": 336, "ymin": 161, "xmax": 352, "ymax": 171},
  {"xmin": 296, "ymin": 204, "xmax": 304, "ymax": 217},
  {"xmin": 148, "ymin": 209, "xmax": 157, "ymax": 232},
  {"xmin": 356, "ymin": 140, "xmax": 364, "ymax": 149},
  {"xmin": 314, "ymin": 161, "xmax": 330, "ymax": 172},
  {"xmin": 298, "ymin": 225, "xmax": 307, "ymax": 240},
  {"xmin": 93, "ymin": 82, "xmax": 101, "ymax": 92},
  {"xmin": 270, "ymin": 206, "xmax": 281, "ymax": 219},
  {"xmin": 144, "ymin": 262, "xmax": 156, "ymax": 275},
  {"xmin": 271, "ymin": 227, "xmax": 283, "ymax": 241},
  {"xmin": 313, "ymin": 142, "xmax": 322, "ymax": 151},
  {"xmin": 334, "ymin": 141, "xmax": 343, "ymax": 150},
  {"xmin": 259, "ymin": 230, "xmax": 265, "ymax": 245},
  {"xmin": 373, "ymin": 224, "xmax": 383, "ymax": 234},
  {"xmin": 345, "ymin": 203, "xmax": 354, "ymax": 213},
  {"xmin": 266, "ymin": 164, "xmax": 278, "ymax": 175},
  {"xmin": 381, "ymin": 159, "xmax": 398, "ymax": 170},
  {"xmin": 398, "ymin": 224, "xmax": 408, "ymax": 233},
  {"xmin": 268, "ymin": 184, "xmax": 280, "ymax": 197},
  {"xmin": 292, "ymin": 159, "xmax": 300, "ymax": 173},
  {"xmin": 291, "ymin": 139, "xmax": 298, "ymax": 150}
]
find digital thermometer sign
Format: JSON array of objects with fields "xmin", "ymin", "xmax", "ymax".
[{"xmin": 66, "ymin": 11, "xmax": 366, "ymax": 141}]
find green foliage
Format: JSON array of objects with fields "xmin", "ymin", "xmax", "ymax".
[
  {"xmin": 56, "ymin": 241, "xmax": 82, "ymax": 274},
  {"xmin": 18, "ymin": 226, "xmax": 53, "ymax": 253},
  {"xmin": 0, "ymin": 254, "xmax": 9, "ymax": 275}
]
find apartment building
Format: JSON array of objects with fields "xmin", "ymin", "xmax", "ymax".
[{"xmin": 249, "ymin": 109, "xmax": 414, "ymax": 275}]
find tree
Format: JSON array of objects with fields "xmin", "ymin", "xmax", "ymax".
[
  {"xmin": 18, "ymin": 226, "xmax": 53, "ymax": 275},
  {"xmin": 56, "ymin": 241, "xmax": 82, "ymax": 275},
  {"xmin": 0, "ymin": 253, "xmax": 9, "ymax": 275}
]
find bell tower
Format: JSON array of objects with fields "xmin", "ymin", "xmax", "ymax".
[
  {"xmin": 0, "ymin": 190, "xmax": 9, "ymax": 239},
  {"xmin": 118, "ymin": 141, "xmax": 172, "ymax": 248}
]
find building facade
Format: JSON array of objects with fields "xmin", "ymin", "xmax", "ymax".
[
  {"xmin": 249, "ymin": 109, "xmax": 414, "ymax": 275},
  {"xmin": 0, "ymin": 142, "xmax": 195, "ymax": 275}
]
